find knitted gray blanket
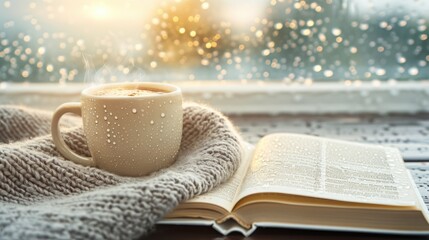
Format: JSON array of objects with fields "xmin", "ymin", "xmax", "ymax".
[{"xmin": 0, "ymin": 103, "xmax": 242, "ymax": 239}]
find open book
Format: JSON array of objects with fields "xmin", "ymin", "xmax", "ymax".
[{"xmin": 159, "ymin": 133, "xmax": 429, "ymax": 236}]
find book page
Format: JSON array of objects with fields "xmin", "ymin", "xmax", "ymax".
[
  {"xmin": 187, "ymin": 143, "xmax": 254, "ymax": 212},
  {"xmin": 237, "ymin": 133, "xmax": 417, "ymax": 206}
]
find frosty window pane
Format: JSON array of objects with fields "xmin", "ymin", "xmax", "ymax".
[{"xmin": 0, "ymin": 0, "xmax": 428, "ymax": 83}]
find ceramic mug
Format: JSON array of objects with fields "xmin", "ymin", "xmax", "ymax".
[{"xmin": 51, "ymin": 82, "xmax": 183, "ymax": 176}]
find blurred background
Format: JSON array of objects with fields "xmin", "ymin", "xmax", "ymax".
[{"xmin": 0, "ymin": 0, "xmax": 428, "ymax": 84}]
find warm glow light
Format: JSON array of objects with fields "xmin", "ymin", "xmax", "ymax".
[
  {"xmin": 217, "ymin": 0, "xmax": 265, "ymax": 29},
  {"xmin": 79, "ymin": 1, "xmax": 157, "ymax": 23},
  {"xmin": 91, "ymin": 4, "xmax": 110, "ymax": 20}
]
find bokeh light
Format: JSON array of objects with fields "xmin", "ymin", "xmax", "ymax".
[{"xmin": 0, "ymin": 0, "xmax": 428, "ymax": 83}]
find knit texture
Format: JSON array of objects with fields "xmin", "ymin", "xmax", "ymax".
[{"xmin": 0, "ymin": 103, "xmax": 242, "ymax": 239}]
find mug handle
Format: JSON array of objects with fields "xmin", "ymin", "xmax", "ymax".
[{"xmin": 51, "ymin": 102, "xmax": 96, "ymax": 167}]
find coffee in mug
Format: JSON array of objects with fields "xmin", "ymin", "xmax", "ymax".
[
  {"xmin": 93, "ymin": 87, "xmax": 168, "ymax": 97},
  {"xmin": 51, "ymin": 82, "xmax": 183, "ymax": 177}
]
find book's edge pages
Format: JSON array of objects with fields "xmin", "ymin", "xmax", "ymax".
[
  {"xmin": 253, "ymin": 222, "xmax": 429, "ymax": 235},
  {"xmin": 408, "ymin": 169, "xmax": 429, "ymax": 224},
  {"xmin": 157, "ymin": 218, "xmax": 429, "ymax": 236},
  {"xmin": 157, "ymin": 219, "xmax": 257, "ymax": 237},
  {"xmin": 158, "ymin": 219, "xmax": 213, "ymax": 227},
  {"xmin": 158, "ymin": 168, "xmax": 429, "ymax": 236}
]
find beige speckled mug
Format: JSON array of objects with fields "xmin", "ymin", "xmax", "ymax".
[{"xmin": 51, "ymin": 82, "xmax": 183, "ymax": 177}]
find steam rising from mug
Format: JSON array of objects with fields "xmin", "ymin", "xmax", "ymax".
[{"xmin": 82, "ymin": 53, "xmax": 146, "ymax": 85}]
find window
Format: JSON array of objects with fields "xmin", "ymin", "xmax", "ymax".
[{"xmin": 0, "ymin": 0, "xmax": 428, "ymax": 84}]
